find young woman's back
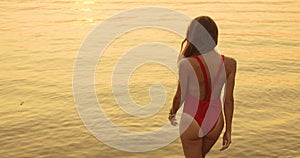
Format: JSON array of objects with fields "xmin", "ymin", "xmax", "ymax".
[
  {"xmin": 178, "ymin": 52, "xmax": 236, "ymax": 157},
  {"xmin": 168, "ymin": 16, "xmax": 237, "ymax": 158}
]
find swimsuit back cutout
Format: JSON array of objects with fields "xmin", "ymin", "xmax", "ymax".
[{"xmin": 193, "ymin": 55, "xmax": 225, "ymax": 101}]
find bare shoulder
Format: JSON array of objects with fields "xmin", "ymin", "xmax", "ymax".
[
  {"xmin": 178, "ymin": 56, "xmax": 195, "ymax": 66},
  {"xmin": 223, "ymin": 56, "xmax": 237, "ymax": 73},
  {"xmin": 178, "ymin": 57, "xmax": 189, "ymax": 66},
  {"xmin": 185, "ymin": 56, "xmax": 199, "ymax": 67},
  {"xmin": 224, "ymin": 56, "xmax": 237, "ymax": 66},
  {"xmin": 177, "ymin": 57, "xmax": 193, "ymax": 71}
]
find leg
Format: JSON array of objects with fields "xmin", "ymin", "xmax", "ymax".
[
  {"xmin": 180, "ymin": 114, "xmax": 203, "ymax": 158},
  {"xmin": 202, "ymin": 114, "xmax": 224, "ymax": 157},
  {"xmin": 181, "ymin": 136, "xmax": 203, "ymax": 158}
]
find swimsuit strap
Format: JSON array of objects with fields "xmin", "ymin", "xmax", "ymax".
[
  {"xmin": 206, "ymin": 55, "xmax": 225, "ymax": 100},
  {"xmin": 193, "ymin": 55, "xmax": 225, "ymax": 101},
  {"xmin": 213, "ymin": 55, "xmax": 225, "ymax": 87},
  {"xmin": 193, "ymin": 55, "xmax": 210, "ymax": 100}
]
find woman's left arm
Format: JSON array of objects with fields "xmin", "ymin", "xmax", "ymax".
[
  {"xmin": 169, "ymin": 59, "xmax": 190, "ymax": 124},
  {"xmin": 170, "ymin": 81, "xmax": 182, "ymax": 115}
]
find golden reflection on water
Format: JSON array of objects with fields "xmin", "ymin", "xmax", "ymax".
[
  {"xmin": 0, "ymin": 0, "xmax": 299, "ymax": 157},
  {"xmin": 96, "ymin": 28, "xmax": 181, "ymax": 132},
  {"xmin": 75, "ymin": 0, "xmax": 95, "ymax": 5}
]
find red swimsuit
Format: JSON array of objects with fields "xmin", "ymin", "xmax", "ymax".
[{"xmin": 183, "ymin": 55, "xmax": 225, "ymax": 134}]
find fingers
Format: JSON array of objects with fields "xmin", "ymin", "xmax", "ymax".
[
  {"xmin": 170, "ymin": 117, "xmax": 177, "ymax": 126},
  {"xmin": 220, "ymin": 139, "xmax": 231, "ymax": 151},
  {"xmin": 222, "ymin": 139, "xmax": 227, "ymax": 146},
  {"xmin": 168, "ymin": 115, "xmax": 177, "ymax": 126},
  {"xmin": 170, "ymin": 118, "xmax": 178, "ymax": 126}
]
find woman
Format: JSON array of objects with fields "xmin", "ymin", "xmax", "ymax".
[{"xmin": 169, "ymin": 16, "xmax": 237, "ymax": 158}]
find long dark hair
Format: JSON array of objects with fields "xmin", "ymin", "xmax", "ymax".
[{"xmin": 181, "ymin": 16, "xmax": 218, "ymax": 57}]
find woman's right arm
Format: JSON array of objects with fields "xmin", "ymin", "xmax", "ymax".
[{"xmin": 220, "ymin": 57, "xmax": 237, "ymax": 151}]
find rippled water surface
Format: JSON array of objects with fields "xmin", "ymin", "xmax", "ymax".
[{"xmin": 0, "ymin": 0, "xmax": 299, "ymax": 157}]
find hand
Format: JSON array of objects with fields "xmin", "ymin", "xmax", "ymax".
[
  {"xmin": 168, "ymin": 114, "xmax": 178, "ymax": 126},
  {"xmin": 220, "ymin": 131, "xmax": 232, "ymax": 151}
]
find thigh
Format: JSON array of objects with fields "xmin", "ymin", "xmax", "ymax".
[
  {"xmin": 181, "ymin": 136, "xmax": 203, "ymax": 158},
  {"xmin": 180, "ymin": 114, "xmax": 203, "ymax": 158},
  {"xmin": 202, "ymin": 114, "xmax": 224, "ymax": 156}
]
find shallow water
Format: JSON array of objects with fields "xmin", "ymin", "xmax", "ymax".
[{"xmin": 0, "ymin": 0, "xmax": 300, "ymax": 157}]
